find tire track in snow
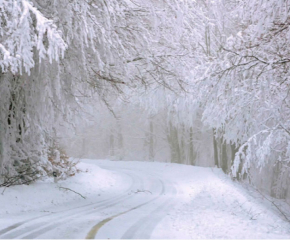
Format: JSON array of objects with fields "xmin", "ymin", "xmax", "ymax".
[
  {"xmin": 86, "ymin": 178, "xmax": 167, "ymax": 239},
  {"xmin": 121, "ymin": 181, "xmax": 177, "ymax": 239},
  {"xmin": 23, "ymin": 169, "xmax": 163, "ymax": 239},
  {"xmin": 0, "ymin": 170, "xmax": 142, "ymax": 239}
]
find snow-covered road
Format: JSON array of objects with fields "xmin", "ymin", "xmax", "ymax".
[
  {"xmin": 0, "ymin": 159, "xmax": 290, "ymax": 239},
  {"xmin": 86, "ymin": 164, "xmax": 178, "ymax": 239}
]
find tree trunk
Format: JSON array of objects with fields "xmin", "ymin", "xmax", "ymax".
[{"xmin": 213, "ymin": 129, "xmax": 219, "ymax": 167}]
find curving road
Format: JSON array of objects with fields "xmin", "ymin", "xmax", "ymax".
[
  {"xmin": 0, "ymin": 162, "xmax": 178, "ymax": 239},
  {"xmin": 2, "ymin": 160, "xmax": 288, "ymax": 239}
]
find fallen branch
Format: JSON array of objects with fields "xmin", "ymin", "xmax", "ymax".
[
  {"xmin": 0, "ymin": 169, "xmax": 41, "ymax": 188},
  {"xmin": 1, "ymin": 186, "xmax": 7, "ymax": 195},
  {"xmin": 58, "ymin": 186, "xmax": 86, "ymax": 199},
  {"xmin": 255, "ymin": 188, "xmax": 290, "ymax": 222},
  {"xmin": 132, "ymin": 189, "xmax": 152, "ymax": 194}
]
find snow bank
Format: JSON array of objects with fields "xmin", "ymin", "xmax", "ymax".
[
  {"xmin": 148, "ymin": 163, "xmax": 290, "ymax": 239},
  {"xmin": 0, "ymin": 161, "xmax": 124, "ymax": 215}
]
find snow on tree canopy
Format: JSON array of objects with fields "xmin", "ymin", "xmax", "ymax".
[{"xmin": 0, "ymin": 0, "xmax": 66, "ymax": 75}]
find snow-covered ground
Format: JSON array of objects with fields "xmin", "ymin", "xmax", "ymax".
[{"xmin": 0, "ymin": 159, "xmax": 290, "ymax": 239}]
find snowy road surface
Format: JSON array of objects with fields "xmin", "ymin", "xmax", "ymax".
[{"xmin": 0, "ymin": 159, "xmax": 290, "ymax": 239}]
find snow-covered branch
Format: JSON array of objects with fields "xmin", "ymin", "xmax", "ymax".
[{"xmin": 0, "ymin": 0, "xmax": 66, "ymax": 74}]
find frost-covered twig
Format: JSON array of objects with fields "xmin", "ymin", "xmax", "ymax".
[
  {"xmin": 58, "ymin": 186, "xmax": 86, "ymax": 199},
  {"xmin": 231, "ymin": 127, "xmax": 277, "ymax": 177},
  {"xmin": 0, "ymin": 169, "xmax": 41, "ymax": 188}
]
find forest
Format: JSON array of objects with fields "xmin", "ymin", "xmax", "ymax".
[{"xmin": 0, "ymin": 0, "xmax": 290, "ymax": 205}]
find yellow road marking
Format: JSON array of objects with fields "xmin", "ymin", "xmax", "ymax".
[{"xmin": 85, "ymin": 198, "xmax": 158, "ymax": 239}]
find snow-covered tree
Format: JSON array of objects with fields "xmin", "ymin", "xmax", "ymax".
[
  {"xmin": 191, "ymin": 0, "xmax": 290, "ymax": 198},
  {"xmin": 2, "ymin": 0, "xmax": 289, "ymax": 203},
  {"xmin": 0, "ymin": 0, "xmax": 206, "ymax": 183},
  {"xmin": 0, "ymin": 0, "xmax": 68, "ymax": 183}
]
